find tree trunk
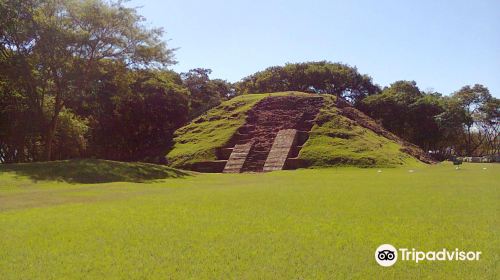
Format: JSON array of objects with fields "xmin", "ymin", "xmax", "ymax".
[
  {"xmin": 43, "ymin": 96, "xmax": 63, "ymax": 161},
  {"xmin": 465, "ymin": 126, "xmax": 472, "ymax": 155},
  {"xmin": 44, "ymin": 117, "xmax": 58, "ymax": 161}
]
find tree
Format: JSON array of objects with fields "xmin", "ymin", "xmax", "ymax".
[
  {"xmin": 439, "ymin": 84, "xmax": 499, "ymax": 155},
  {"xmin": 0, "ymin": 0, "xmax": 174, "ymax": 160},
  {"xmin": 52, "ymin": 107, "xmax": 89, "ymax": 160},
  {"xmin": 88, "ymin": 69, "xmax": 189, "ymax": 162},
  {"xmin": 0, "ymin": 81, "xmax": 43, "ymax": 163},
  {"xmin": 479, "ymin": 97, "xmax": 500, "ymax": 155},
  {"xmin": 181, "ymin": 68, "xmax": 234, "ymax": 119},
  {"xmin": 236, "ymin": 61, "xmax": 379, "ymax": 104},
  {"xmin": 359, "ymin": 81, "xmax": 445, "ymax": 152},
  {"xmin": 0, "ymin": 81, "xmax": 87, "ymax": 163}
]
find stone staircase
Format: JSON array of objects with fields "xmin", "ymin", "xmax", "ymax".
[
  {"xmin": 218, "ymin": 95, "xmax": 323, "ymax": 173},
  {"xmin": 223, "ymin": 142, "xmax": 253, "ymax": 173},
  {"xmin": 263, "ymin": 129, "xmax": 298, "ymax": 171}
]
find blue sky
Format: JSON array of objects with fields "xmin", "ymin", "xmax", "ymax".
[{"xmin": 128, "ymin": 0, "xmax": 500, "ymax": 96}]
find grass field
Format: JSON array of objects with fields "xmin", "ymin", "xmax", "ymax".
[{"xmin": 0, "ymin": 161, "xmax": 498, "ymax": 279}]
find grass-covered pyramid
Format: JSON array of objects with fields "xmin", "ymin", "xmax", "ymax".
[{"xmin": 167, "ymin": 92, "xmax": 433, "ymax": 172}]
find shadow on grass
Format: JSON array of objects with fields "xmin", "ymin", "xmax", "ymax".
[{"xmin": 0, "ymin": 159, "xmax": 191, "ymax": 184}]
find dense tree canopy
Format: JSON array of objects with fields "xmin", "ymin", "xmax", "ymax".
[
  {"xmin": 359, "ymin": 81, "xmax": 444, "ymax": 153},
  {"xmin": 436, "ymin": 85, "xmax": 499, "ymax": 156},
  {"xmin": 0, "ymin": 0, "xmax": 181, "ymax": 163},
  {"xmin": 360, "ymin": 81, "xmax": 499, "ymax": 157},
  {"xmin": 88, "ymin": 69, "xmax": 189, "ymax": 162},
  {"xmin": 0, "ymin": 0, "xmax": 174, "ymax": 161},
  {"xmin": 236, "ymin": 61, "xmax": 380, "ymax": 104},
  {"xmin": 181, "ymin": 68, "xmax": 235, "ymax": 119}
]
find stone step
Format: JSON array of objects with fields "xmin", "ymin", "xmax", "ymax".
[
  {"xmin": 233, "ymin": 132, "xmax": 250, "ymax": 139},
  {"xmin": 190, "ymin": 160, "xmax": 227, "ymax": 173},
  {"xmin": 289, "ymin": 145, "xmax": 303, "ymax": 158},
  {"xmin": 296, "ymin": 124, "xmax": 314, "ymax": 131},
  {"xmin": 238, "ymin": 125, "xmax": 255, "ymax": 134},
  {"xmin": 263, "ymin": 129, "xmax": 298, "ymax": 172},
  {"xmin": 296, "ymin": 131, "xmax": 310, "ymax": 146},
  {"xmin": 223, "ymin": 142, "xmax": 253, "ymax": 173},
  {"xmin": 285, "ymin": 157, "xmax": 306, "ymax": 170},
  {"xmin": 215, "ymin": 147, "xmax": 233, "ymax": 160},
  {"xmin": 242, "ymin": 161, "xmax": 266, "ymax": 172},
  {"xmin": 235, "ymin": 140, "xmax": 251, "ymax": 145}
]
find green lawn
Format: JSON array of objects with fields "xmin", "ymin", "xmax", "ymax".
[{"xmin": 0, "ymin": 162, "xmax": 498, "ymax": 279}]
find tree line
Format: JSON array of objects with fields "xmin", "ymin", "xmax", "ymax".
[
  {"xmin": 1, "ymin": 0, "xmax": 498, "ymax": 164},
  {"xmin": 0, "ymin": 0, "xmax": 233, "ymax": 163}
]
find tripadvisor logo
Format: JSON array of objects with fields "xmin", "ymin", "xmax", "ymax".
[
  {"xmin": 375, "ymin": 244, "xmax": 482, "ymax": 267},
  {"xmin": 375, "ymin": 244, "xmax": 398, "ymax": 267}
]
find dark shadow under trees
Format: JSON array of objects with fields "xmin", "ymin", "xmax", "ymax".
[{"xmin": 0, "ymin": 159, "xmax": 190, "ymax": 184}]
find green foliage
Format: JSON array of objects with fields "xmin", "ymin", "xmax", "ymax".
[
  {"xmin": 0, "ymin": 81, "xmax": 43, "ymax": 162},
  {"xmin": 0, "ymin": 163, "xmax": 498, "ymax": 278},
  {"xmin": 89, "ymin": 69, "xmax": 189, "ymax": 162},
  {"xmin": 167, "ymin": 93, "xmax": 271, "ymax": 168},
  {"xmin": 436, "ymin": 84, "xmax": 499, "ymax": 156},
  {"xmin": 181, "ymin": 68, "xmax": 235, "ymax": 119},
  {"xmin": 300, "ymin": 96, "xmax": 420, "ymax": 167},
  {"xmin": 359, "ymin": 81, "xmax": 445, "ymax": 153},
  {"xmin": 52, "ymin": 108, "xmax": 89, "ymax": 160},
  {"xmin": 0, "ymin": 0, "xmax": 175, "ymax": 160},
  {"xmin": 0, "ymin": 159, "xmax": 189, "ymax": 183},
  {"xmin": 360, "ymin": 82, "xmax": 499, "ymax": 157},
  {"xmin": 237, "ymin": 61, "xmax": 379, "ymax": 103}
]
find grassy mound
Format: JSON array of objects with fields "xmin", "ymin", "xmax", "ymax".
[
  {"xmin": 0, "ymin": 159, "xmax": 189, "ymax": 183},
  {"xmin": 167, "ymin": 92, "xmax": 303, "ymax": 168},
  {"xmin": 299, "ymin": 96, "xmax": 421, "ymax": 167},
  {"xmin": 168, "ymin": 92, "xmax": 425, "ymax": 169}
]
